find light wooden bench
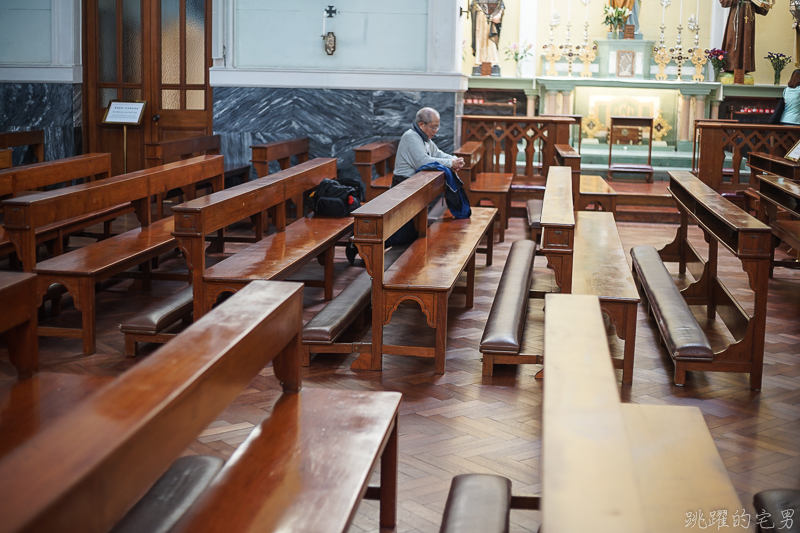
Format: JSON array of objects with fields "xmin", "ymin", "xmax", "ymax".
[
  {"xmin": 0, "ymin": 272, "xmax": 38, "ymax": 378},
  {"xmin": 144, "ymin": 134, "xmax": 252, "ymax": 217},
  {"xmin": 0, "ymin": 130, "xmax": 44, "ymax": 166},
  {"xmin": 554, "ymin": 143, "xmax": 581, "ymax": 204},
  {"xmin": 454, "ymin": 141, "xmax": 512, "ymax": 243},
  {"xmin": 3, "ymin": 155, "xmax": 224, "ymax": 354},
  {"xmin": 172, "ymin": 158, "xmax": 348, "ymax": 320},
  {"xmin": 655, "ymin": 171, "xmax": 771, "ymax": 390},
  {"xmin": 251, "ymin": 137, "xmax": 310, "ymax": 221},
  {"xmin": 0, "ymin": 153, "xmax": 122, "ymax": 266},
  {"xmin": 578, "ymin": 175, "xmax": 617, "ymax": 216},
  {"xmin": 351, "ymin": 170, "xmax": 497, "ymax": 373},
  {"xmin": 542, "ymin": 293, "xmax": 742, "ymax": 532},
  {"xmin": 354, "ymin": 140, "xmax": 398, "ymax": 201}
]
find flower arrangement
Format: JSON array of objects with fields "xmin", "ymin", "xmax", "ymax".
[
  {"xmin": 705, "ymin": 48, "xmax": 727, "ymax": 80},
  {"xmin": 603, "ymin": 5, "xmax": 632, "ymax": 34},
  {"xmin": 765, "ymin": 52, "xmax": 792, "ymax": 85},
  {"xmin": 505, "ymin": 42, "xmax": 534, "ymax": 63}
]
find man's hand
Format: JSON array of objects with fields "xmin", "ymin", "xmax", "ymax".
[{"xmin": 451, "ymin": 157, "xmax": 465, "ymax": 171}]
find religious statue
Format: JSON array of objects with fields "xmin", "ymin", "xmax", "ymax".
[
  {"xmin": 792, "ymin": 0, "xmax": 800, "ymax": 66},
  {"xmin": 471, "ymin": 0, "xmax": 505, "ymax": 76},
  {"xmin": 720, "ymin": 0, "xmax": 773, "ymax": 72},
  {"xmin": 609, "ymin": 0, "xmax": 640, "ymax": 33}
]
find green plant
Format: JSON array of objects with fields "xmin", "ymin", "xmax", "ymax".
[{"xmin": 505, "ymin": 42, "xmax": 534, "ymax": 63}]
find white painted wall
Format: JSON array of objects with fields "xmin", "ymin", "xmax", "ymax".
[{"xmin": 0, "ymin": 0, "xmax": 81, "ymax": 82}]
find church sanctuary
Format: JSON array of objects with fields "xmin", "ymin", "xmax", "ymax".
[{"xmin": 6, "ymin": 0, "xmax": 800, "ymax": 531}]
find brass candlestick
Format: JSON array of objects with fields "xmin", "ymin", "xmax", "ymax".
[
  {"xmin": 559, "ymin": 22, "xmax": 579, "ymax": 78},
  {"xmin": 544, "ymin": 13, "xmax": 562, "ymax": 76},
  {"xmin": 577, "ymin": 21, "xmax": 596, "ymax": 78},
  {"xmin": 653, "ymin": 24, "xmax": 670, "ymax": 81},
  {"xmin": 687, "ymin": 16, "xmax": 706, "ymax": 82}
]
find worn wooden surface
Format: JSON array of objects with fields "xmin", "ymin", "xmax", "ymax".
[
  {"xmin": 539, "ymin": 167, "xmax": 574, "ymax": 294},
  {"xmin": 0, "ymin": 272, "xmax": 38, "ymax": 377}
]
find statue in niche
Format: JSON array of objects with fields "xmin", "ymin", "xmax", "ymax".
[
  {"xmin": 471, "ymin": 0, "xmax": 505, "ymax": 76},
  {"xmin": 720, "ymin": 0, "xmax": 773, "ymax": 72},
  {"xmin": 609, "ymin": 0, "xmax": 640, "ymax": 33}
]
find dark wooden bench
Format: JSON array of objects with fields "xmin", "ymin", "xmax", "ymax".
[
  {"xmin": 351, "ymin": 171, "xmax": 497, "ymax": 373},
  {"xmin": 3, "ymin": 155, "xmax": 224, "ymax": 354},
  {"xmin": 0, "ymin": 149, "xmax": 10, "ymax": 170},
  {"xmin": 654, "ymin": 171, "xmax": 771, "ymax": 390},
  {"xmin": 251, "ymin": 137, "xmax": 310, "ymax": 221},
  {"xmin": 144, "ymin": 134, "xmax": 252, "ymax": 217},
  {"xmin": 0, "ymin": 153, "xmax": 121, "ymax": 266},
  {"xmin": 172, "ymin": 158, "xmax": 348, "ymax": 319},
  {"xmin": 630, "ymin": 245, "xmax": 713, "ymax": 382},
  {"xmin": 541, "ymin": 293, "xmax": 742, "ymax": 530},
  {"xmin": 578, "ymin": 174, "xmax": 617, "ymax": 216},
  {"xmin": 119, "ymin": 285, "xmax": 193, "ymax": 356},
  {"xmin": 754, "ymin": 172, "xmax": 800, "ymax": 276},
  {"xmin": 454, "ymin": 141, "xmax": 512, "ymax": 243},
  {"xmin": 354, "ymin": 140, "xmax": 398, "ymax": 201},
  {"xmin": 0, "ymin": 130, "xmax": 44, "ymax": 166},
  {"xmin": 0, "ymin": 272, "xmax": 38, "ymax": 378}
]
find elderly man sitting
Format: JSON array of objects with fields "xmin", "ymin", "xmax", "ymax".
[{"xmin": 392, "ymin": 107, "xmax": 464, "ymax": 186}]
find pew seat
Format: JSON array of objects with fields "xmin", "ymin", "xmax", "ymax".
[
  {"xmin": 526, "ymin": 199, "xmax": 542, "ymax": 241},
  {"xmin": 479, "ymin": 240, "xmax": 538, "ymax": 376},
  {"xmin": 0, "ymin": 271, "xmax": 38, "ymax": 378},
  {"xmin": 578, "ymin": 174, "xmax": 617, "ymax": 215},
  {"xmin": 439, "ymin": 474, "xmax": 512, "ymax": 533},
  {"xmin": 201, "ymin": 215, "xmax": 354, "ymax": 310},
  {"xmin": 302, "ymin": 246, "xmax": 406, "ymax": 366},
  {"xmin": 119, "ymin": 285, "xmax": 194, "ymax": 357},
  {"xmin": 753, "ymin": 490, "xmax": 800, "ymax": 532},
  {"xmin": 630, "ymin": 246, "xmax": 713, "ymax": 373},
  {"xmin": 34, "ymin": 217, "xmax": 180, "ymax": 354}
]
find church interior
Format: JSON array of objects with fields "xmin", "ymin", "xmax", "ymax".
[{"xmin": 3, "ymin": 0, "xmax": 800, "ymax": 531}]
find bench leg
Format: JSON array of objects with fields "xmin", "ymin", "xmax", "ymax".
[
  {"xmin": 434, "ymin": 292, "xmax": 448, "ymax": 374},
  {"xmin": 498, "ymin": 197, "xmax": 507, "ymax": 243},
  {"xmin": 124, "ymin": 334, "xmax": 138, "ymax": 357},
  {"xmin": 482, "ymin": 353, "xmax": 494, "ymax": 376},
  {"xmin": 674, "ymin": 362, "xmax": 686, "ymax": 386},
  {"xmin": 621, "ymin": 310, "xmax": 637, "ymax": 385},
  {"xmin": 78, "ymin": 277, "xmax": 97, "ymax": 355},
  {"xmin": 380, "ymin": 415, "xmax": 399, "ymax": 529},
  {"xmin": 466, "ymin": 254, "xmax": 476, "ymax": 309},
  {"xmin": 301, "ymin": 344, "xmax": 311, "ymax": 367},
  {"xmin": 323, "ymin": 245, "xmax": 334, "ymax": 300},
  {"xmin": 6, "ymin": 318, "xmax": 38, "ymax": 378},
  {"xmin": 486, "ymin": 218, "xmax": 495, "ymax": 267},
  {"xmin": 273, "ymin": 332, "xmax": 302, "ymax": 393}
]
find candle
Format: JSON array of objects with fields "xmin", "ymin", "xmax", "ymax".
[
  {"xmin": 679, "ymin": 0, "xmax": 683, "ymax": 24},
  {"xmin": 585, "ymin": 0, "xmax": 589, "ymax": 22},
  {"xmin": 661, "ymin": 1, "xmax": 666, "ymax": 24},
  {"xmin": 567, "ymin": 0, "xmax": 571, "ymax": 22},
  {"xmin": 696, "ymin": 0, "xmax": 699, "ymax": 24}
]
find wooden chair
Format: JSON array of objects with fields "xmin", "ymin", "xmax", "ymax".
[
  {"xmin": 354, "ymin": 140, "xmax": 398, "ymax": 201},
  {"xmin": 607, "ymin": 116, "xmax": 654, "ymax": 183}
]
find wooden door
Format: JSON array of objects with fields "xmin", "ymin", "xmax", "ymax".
[{"xmin": 83, "ymin": 0, "xmax": 213, "ymax": 175}]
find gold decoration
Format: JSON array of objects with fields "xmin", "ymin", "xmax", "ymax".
[
  {"xmin": 689, "ymin": 46, "xmax": 707, "ymax": 81},
  {"xmin": 652, "ymin": 112, "xmax": 672, "ymax": 142},
  {"xmin": 544, "ymin": 43, "xmax": 562, "ymax": 76},
  {"xmin": 582, "ymin": 112, "xmax": 604, "ymax": 139},
  {"xmin": 578, "ymin": 43, "xmax": 597, "ymax": 78},
  {"xmin": 654, "ymin": 45, "xmax": 671, "ymax": 81}
]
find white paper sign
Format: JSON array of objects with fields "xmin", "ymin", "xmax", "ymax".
[
  {"xmin": 103, "ymin": 101, "xmax": 146, "ymax": 125},
  {"xmin": 786, "ymin": 140, "xmax": 800, "ymax": 162}
]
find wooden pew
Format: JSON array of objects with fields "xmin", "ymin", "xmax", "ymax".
[
  {"xmin": 539, "ymin": 167, "xmax": 575, "ymax": 294},
  {"xmin": 251, "ymin": 137, "xmax": 310, "ymax": 220},
  {"xmin": 144, "ymin": 134, "xmax": 252, "ymax": 218},
  {"xmin": 0, "ymin": 149, "xmax": 11, "ymax": 170},
  {"xmin": 3, "ymin": 156, "xmax": 224, "ymax": 354},
  {"xmin": 578, "ymin": 175, "xmax": 617, "ymax": 216},
  {"xmin": 0, "ymin": 280, "xmax": 401, "ymax": 533},
  {"xmin": 172, "ymin": 158, "xmax": 348, "ymax": 319},
  {"xmin": 554, "ymin": 143, "xmax": 581, "ymax": 203},
  {"xmin": 0, "ymin": 130, "xmax": 44, "ymax": 166},
  {"xmin": 542, "ymin": 293, "xmax": 742, "ymax": 532},
  {"xmin": 0, "ymin": 154, "xmax": 121, "ymax": 265},
  {"xmin": 0, "ymin": 272, "xmax": 38, "ymax": 378},
  {"xmin": 354, "ymin": 140, "xmax": 398, "ymax": 201},
  {"xmin": 754, "ymin": 172, "xmax": 800, "ymax": 276},
  {"xmin": 454, "ymin": 141, "xmax": 512, "ymax": 243},
  {"xmin": 657, "ymin": 171, "xmax": 771, "ymax": 390},
  {"xmin": 351, "ymin": 171, "xmax": 497, "ymax": 373}
]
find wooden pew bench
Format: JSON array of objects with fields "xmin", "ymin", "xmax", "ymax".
[
  {"xmin": 144, "ymin": 134, "xmax": 252, "ymax": 217},
  {"xmin": 0, "ymin": 280, "xmax": 401, "ymax": 533},
  {"xmin": 354, "ymin": 140, "xmax": 398, "ymax": 201},
  {"xmin": 0, "ymin": 272, "xmax": 38, "ymax": 378},
  {"xmin": 351, "ymin": 171, "xmax": 497, "ymax": 374},
  {"xmin": 541, "ymin": 293, "xmax": 742, "ymax": 532},
  {"xmin": 0, "ymin": 149, "xmax": 10, "ymax": 170},
  {"xmin": 119, "ymin": 285, "xmax": 193, "ymax": 356},
  {"xmin": 3, "ymin": 155, "xmax": 224, "ymax": 354},
  {"xmin": 0, "ymin": 153, "xmax": 120, "ymax": 266},
  {"xmin": 554, "ymin": 143, "xmax": 581, "ymax": 203},
  {"xmin": 578, "ymin": 174, "xmax": 617, "ymax": 216},
  {"xmin": 651, "ymin": 171, "xmax": 771, "ymax": 390},
  {"xmin": 0, "ymin": 130, "xmax": 44, "ymax": 167},
  {"xmin": 172, "ymin": 158, "xmax": 349, "ymax": 319},
  {"xmin": 251, "ymin": 137, "xmax": 310, "ymax": 220},
  {"xmin": 754, "ymin": 173, "xmax": 800, "ymax": 276}
]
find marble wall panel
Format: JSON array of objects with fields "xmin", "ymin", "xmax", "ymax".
[
  {"xmin": 0, "ymin": 83, "xmax": 79, "ymax": 164},
  {"xmin": 213, "ymin": 87, "xmax": 458, "ymax": 184}
]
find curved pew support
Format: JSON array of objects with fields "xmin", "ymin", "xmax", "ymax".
[{"xmin": 656, "ymin": 171, "xmax": 771, "ymax": 390}]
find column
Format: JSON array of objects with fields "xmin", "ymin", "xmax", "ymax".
[
  {"xmin": 524, "ymin": 89, "xmax": 537, "ymax": 117},
  {"xmin": 556, "ymin": 92, "xmax": 565, "ymax": 115},
  {"xmin": 711, "ymin": 100, "xmax": 720, "ymax": 120},
  {"xmin": 679, "ymin": 94, "xmax": 692, "ymax": 142},
  {"xmin": 695, "ymin": 95, "xmax": 707, "ymax": 121},
  {"xmin": 546, "ymin": 91, "xmax": 558, "ymax": 114}
]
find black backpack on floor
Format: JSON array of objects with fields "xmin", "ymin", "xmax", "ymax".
[{"xmin": 311, "ymin": 179, "xmax": 361, "ymax": 217}]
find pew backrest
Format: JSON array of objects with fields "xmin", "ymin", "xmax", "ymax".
[
  {"xmin": 251, "ymin": 137, "xmax": 310, "ymax": 178},
  {"xmin": 0, "ymin": 130, "xmax": 45, "ymax": 166},
  {"xmin": 0, "ymin": 280, "xmax": 304, "ymax": 533},
  {"xmin": 144, "ymin": 135, "xmax": 222, "ymax": 168},
  {"xmin": 0, "ymin": 153, "xmax": 111, "ymax": 198},
  {"xmin": 454, "ymin": 141, "xmax": 485, "ymax": 187},
  {"xmin": 354, "ymin": 140, "xmax": 398, "ymax": 200}
]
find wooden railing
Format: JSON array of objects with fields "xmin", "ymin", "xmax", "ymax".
[
  {"xmin": 459, "ymin": 116, "xmax": 573, "ymax": 179},
  {"xmin": 696, "ymin": 122, "xmax": 800, "ymax": 193}
]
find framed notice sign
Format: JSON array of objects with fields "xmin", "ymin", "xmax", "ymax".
[
  {"xmin": 785, "ymin": 139, "xmax": 800, "ymax": 162},
  {"xmin": 102, "ymin": 100, "xmax": 146, "ymax": 125}
]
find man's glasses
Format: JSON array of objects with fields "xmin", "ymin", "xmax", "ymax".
[{"xmin": 426, "ymin": 123, "xmax": 441, "ymax": 131}]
